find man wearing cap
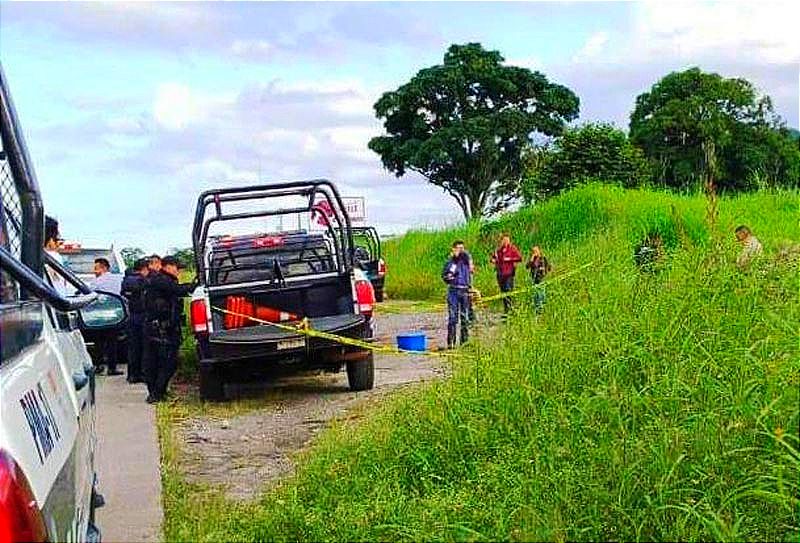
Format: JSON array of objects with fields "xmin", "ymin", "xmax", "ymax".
[{"xmin": 142, "ymin": 255, "xmax": 193, "ymax": 403}]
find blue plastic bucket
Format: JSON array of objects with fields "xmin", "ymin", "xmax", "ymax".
[{"xmin": 396, "ymin": 332, "xmax": 427, "ymax": 352}]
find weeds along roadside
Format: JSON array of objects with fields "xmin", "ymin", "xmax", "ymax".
[{"xmin": 158, "ymin": 224, "xmax": 800, "ymax": 541}]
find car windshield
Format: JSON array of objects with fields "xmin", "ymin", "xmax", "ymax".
[{"xmin": 61, "ymin": 249, "xmax": 121, "ymax": 275}]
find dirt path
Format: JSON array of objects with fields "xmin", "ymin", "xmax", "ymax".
[{"xmin": 176, "ymin": 309, "xmax": 452, "ymax": 501}]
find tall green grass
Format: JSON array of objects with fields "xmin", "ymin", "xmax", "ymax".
[
  {"xmin": 161, "ymin": 185, "xmax": 800, "ymax": 541},
  {"xmin": 383, "ymin": 184, "xmax": 797, "ymax": 301}
]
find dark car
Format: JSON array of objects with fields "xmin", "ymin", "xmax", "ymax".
[
  {"xmin": 188, "ymin": 180, "xmax": 376, "ymax": 401},
  {"xmin": 347, "ymin": 226, "xmax": 386, "ymax": 302}
]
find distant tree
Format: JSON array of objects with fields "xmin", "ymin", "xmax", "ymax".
[
  {"xmin": 369, "ymin": 43, "xmax": 579, "ymax": 221},
  {"xmin": 522, "ymin": 123, "xmax": 651, "ymax": 202},
  {"xmin": 168, "ymin": 247, "xmax": 195, "ymax": 271},
  {"xmin": 630, "ymin": 67, "xmax": 795, "ymax": 193},
  {"xmin": 120, "ymin": 247, "xmax": 145, "ymax": 269}
]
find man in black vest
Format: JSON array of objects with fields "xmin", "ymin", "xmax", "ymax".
[
  {"xmin": 121, "ymin": 258, "xmax": 150, "ymax": 384},
  {"xmin": 142, "ymin": 255, "xmax": 193, "ymax": 403}
]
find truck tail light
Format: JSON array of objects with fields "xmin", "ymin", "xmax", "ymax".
[
  {"xmin": 190, "ymin": 299, "xmax": 209, "ymax": 334},
  {"xmin": 378, "ymin": 258, "xmax": 386, "ymax": 277},
  {"xmin": 0, "ymin": 450, "xmax": 47, "ymax": 543},
  {"xmin": 253, "ymin": 236, "xmax": 284, "ymax": 248},
  {"xmin": 355, "ymin": 279, "xmax": 375, "ymax": 317}
]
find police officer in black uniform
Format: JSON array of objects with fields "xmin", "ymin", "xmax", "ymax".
[
  {"xmin": 143, "ymin": 255, "xmax": 193, "ymax": 403},
  {"xmin": 121, "ymin": 258, "xmax": 150, "ymax": 384}
]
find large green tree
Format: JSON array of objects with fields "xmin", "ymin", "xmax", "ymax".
[
  {"xmin": 369, "ymin": 43, "xmax": 579, "ymax": 220},
  {"xmin": 522, "ymin": 123, "xmax": 651, "ymax": 202},
  {"xmin": 630, "ymin": 67, "xmax": 798, "ymax": 192}
]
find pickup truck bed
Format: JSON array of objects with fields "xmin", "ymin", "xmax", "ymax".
[{"xmin": 209, "ymin": 314, "xmax": 362, "ymax": 344}]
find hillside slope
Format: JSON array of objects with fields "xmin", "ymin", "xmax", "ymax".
[
  {"xmin": 161, "ymin": 185, "xmax": 800, "ymax": 541},
  {"xmin": 383, "ymin": 184, "xmax": 798, "ymax": 301}
]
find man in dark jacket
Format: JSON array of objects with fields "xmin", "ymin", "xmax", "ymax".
[
  {"xmin": 142, "ymin": 255, "xmax": 193, "ymax": 403},
  {"xmin": 490, "ymin": 233, "xmax": 522, "ymax": 314},
  {"xmin": 121, "ymin": 258, "xmax": 150, "ymax": 384},
  {"xmin": 442, "ymin": 240, "xmax": 472, "ymax": 349}
]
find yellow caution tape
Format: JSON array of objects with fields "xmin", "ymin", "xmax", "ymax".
[
  {"xmin": 473, "ymin": 261, "xmax": 595, "ymax": 304},
  {"xmin": 211, "ymin": 306, "xmax": 466, "ymax": 359},
  {"xmin": 209, "ymin": 261, "xmax": 594, "ymax": 360},
  {"xmin": 423, "ymin": 260, "xmax": 596, "ymax": 310}
]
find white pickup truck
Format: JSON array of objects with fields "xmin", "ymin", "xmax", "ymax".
[{"xmin": 0, "ymin": 64, "xmax": 128, "ymax": 542}]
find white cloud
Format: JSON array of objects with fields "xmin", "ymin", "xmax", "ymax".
[
  {"xmin": 632, "ymin": 1, "xmax": 800, "ymax": 64},
  {"xmin": 505, "ymin": 56, "xmax": 542, "ymax": 70},
  {"xmin": 230, "ymin": 39, "xmax": 275, "ymax": 60},
  {"xmin": 153, "ymin": 83, "xmax": 201, "ymax": 131},
  {"xmin": 572, "ymin": 31, "xmax": 609, "ymax": 63}
]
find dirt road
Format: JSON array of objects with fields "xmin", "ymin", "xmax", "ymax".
[{"xmin": 176, "ymin": 309, "xmax": 450, "ymax": 501}]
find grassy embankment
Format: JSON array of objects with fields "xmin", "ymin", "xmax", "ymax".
[{"xmin": 159, "ymin": 184, "xmax": 799, "ymax": 541}]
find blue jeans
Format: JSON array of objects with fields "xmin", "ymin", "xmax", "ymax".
[
  {"xmin": 447, "ymin": 288, "xmax": 470, "ymax": 348},
  {"xmin": 533, "ymin": 285, "xmax": 546, "ymax": 314}
]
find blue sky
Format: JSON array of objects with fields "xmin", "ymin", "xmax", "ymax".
[{"xmin": 1, "ymin": 1, "xmax": 797, "ymax": 252}]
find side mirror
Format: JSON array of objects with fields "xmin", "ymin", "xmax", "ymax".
[{"xmin": 78, "ymin": 290, "xmax": 128, "ymax": 331}]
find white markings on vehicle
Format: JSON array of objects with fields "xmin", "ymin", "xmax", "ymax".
[
  {"xmin": 277, "ymin": 338, "xmax": 305, "ymax": 350},
  {"xmin": 20, "ymin": 383, "xmax": 62, "ymax": 464}
]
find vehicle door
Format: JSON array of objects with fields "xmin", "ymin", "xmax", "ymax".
[
  {"xmin": 0, "ymin": 166, "xmax": 82, "ymax": 540},
  {"xmin": 43, "ymin": 261, "xmax": 97, "ymax": 539}
]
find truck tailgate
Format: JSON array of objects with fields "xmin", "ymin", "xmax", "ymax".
[{"xmin": 209, "ymin": 314, "xmax": 363, "ymax": 344}]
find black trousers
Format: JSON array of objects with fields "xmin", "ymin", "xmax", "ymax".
[
  {"xmin": 498, "ymin": 275, "xmax": 515, "ymax": 313},
  {"xmin": 144, "ymin": 324, "xmax": 180, "ymax": 399},
  {"xmin": 98, "ymin": 336, "xmax": 118, "ymax": 372},
  {"xmin": 127, "ymin": 314, "xmax": 145, "ymax": 381}
]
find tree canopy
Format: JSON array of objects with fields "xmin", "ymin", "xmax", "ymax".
[
  {"xmin": 630, "ymin": 67, "xmax": 800, "ymax": 191},
  {"xmin": 369, "ymin": 43, "xmax": 579, "ymax": 220},
  {"xmin": 522, "ymin": 123, "xmax": 651, "ymax": 202}
]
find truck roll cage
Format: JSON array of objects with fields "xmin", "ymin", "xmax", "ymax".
[{"xmin": 192, "ymin": 180, "xmax": 355, "ymax": 281}]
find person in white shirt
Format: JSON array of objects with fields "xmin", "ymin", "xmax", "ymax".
[
  {"xmin": 91, "ymin": 257, "xmax": 124, "ymax": 376},
  {"xmin": 735, "ymin": 225, "xmax": 763, "ymax": 269},
  {"xmin": 90, "ymin": 257, "xmax": 123, "ymax": 294}
]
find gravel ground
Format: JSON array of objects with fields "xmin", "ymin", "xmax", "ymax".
[{"xmin": 177, "ymin": 308, "xmax": 452, "ymax": 501}]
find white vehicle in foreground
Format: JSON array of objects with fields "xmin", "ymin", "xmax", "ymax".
[{"xmin": 0, "ymin": 64, "xmax": 128, "ymax": 542}]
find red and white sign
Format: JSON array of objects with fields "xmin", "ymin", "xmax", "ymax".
[{"xmin": 311, "ymin": 196, "xmax": 366, "ymax": 228}]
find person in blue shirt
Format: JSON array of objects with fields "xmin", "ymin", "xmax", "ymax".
[{"xmin": 442, "ymin": 240, "xmax": 472, "ymax": 348}]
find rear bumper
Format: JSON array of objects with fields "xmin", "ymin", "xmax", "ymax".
[{"xmin": 200, "ymin": 315, "xmax": 372, "ymax": 366}]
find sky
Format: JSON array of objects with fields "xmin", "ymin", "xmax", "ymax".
[{"xmin": 0, "ymin": 0, "xmax": 798, "ymax": 253}]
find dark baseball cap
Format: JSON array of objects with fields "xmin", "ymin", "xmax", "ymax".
[{"xmin": 161, "ymin": 255, "xmax": 185, "ymax": 268}]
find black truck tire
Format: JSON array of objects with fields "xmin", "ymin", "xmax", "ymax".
[
  {"xmin": 346, "ymin": 352, "xmax": 374, "ymax": 391},
  {"xmin": 199, "ymin": 365, "xmax": 225, "ymax": 401}
]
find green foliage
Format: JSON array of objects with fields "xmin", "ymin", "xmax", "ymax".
[
  {"xmin": 160, "ymin": 185, "xmax": 800, "ymax": 542},
  {"xmin": 522, "ymin": 123, "xmax": 652, "ymax": 201},
  {"xmin": 384, "ymin": 184, "xmax": 720, "ymax": 301},
  {"xmin": 369, "ymin": 42, "xmax": 579, "ymax": 220},
  {"xmin": 120, "ymin": 246, "xmax": 145, "ymax": 268},
  {"xmin": 630, "ymin": 67, "xmax": 799, "ymax": 191},
  {"xmin": 168, "ymin": 247, "xmax": 196, "ymax": 271}
]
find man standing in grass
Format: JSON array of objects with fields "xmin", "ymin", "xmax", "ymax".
[
  {"xmin": 490, "ymin": 233, "xmax": 522, "ymax": 314},
  {"xmin": 735, "ymin": 225, "xmax": 763, "ymax": 268},
  {"xmin": 442, "ymin": 240, "xmax": 472, "ymax": 348},
  {"xmin": 526, "ymin": 246, "xmax": 551, "ymax": 314}
]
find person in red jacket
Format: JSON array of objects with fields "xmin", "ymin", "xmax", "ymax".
[{"xmin": 490, "ymin": 233, "xmax": 522, "ymax": 314}]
